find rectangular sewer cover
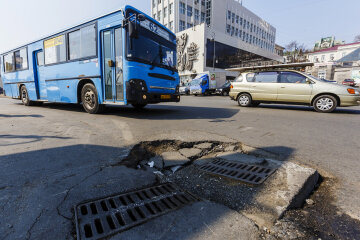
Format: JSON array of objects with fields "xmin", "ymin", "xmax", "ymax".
[
  {"xmin": 74, "ymin": 182, "xmax": 198, "ymax": 240},
  {"xmin": 199, "ymin": 159, "xmax": 276, "ymax": 185}
]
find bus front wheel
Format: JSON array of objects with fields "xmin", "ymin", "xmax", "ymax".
[
  {"xmin": 20, "ymin": 85, "xmax": 34, "ymax": 106},
  {"xmin": 81, "ymin": 83, "xmax": 104, "ymax": 114}
]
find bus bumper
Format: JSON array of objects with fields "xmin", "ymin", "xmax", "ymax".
[{"xmin": 126, "ymin": 80, "xmax": 180, "ymax": 104}]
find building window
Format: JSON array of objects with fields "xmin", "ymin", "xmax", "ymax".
[
  {"xmin": 195, "ymin": 9, "xmax": 199, "ymax": 20},
  {"xmin": 187, "ymin": 5, "xmax": 193, "ymax": 17},
  {"xmin": 3, "ymin": 53, "xmax": 14, "ymax": 72},
  {"xmin": 201, "ymin": 12, "xmax": 205, "ymax": 22},
  {"xmin": 206, "ymin": 39, "xmax": 270, "ymax": 69},
  {"xmin": 235, "ymin": 28, "xmax": 238, "ymax": 37},
  {"xmin": 179, "ymin": 20, "xmax": 185, "ymax": 31},
  {"xmin": 321, "ymin": 55, "xmax": 325, "ymax": 62},
  {"xmin": 228, "ymin": 11, "xmax": 231, "ymax": 20},
  {"xmin": 232, "ymin": 13, "xmax": 235, "ymax": 23},
  {"xmin": 231, "ymin": 26, "xmax": 234, "ymax": 36},
  {"xmin": 179, "ymin": 2, "xmax": 185, "ymax": 14},
  {"xmin": 14, "ymin": 48, "xmax": 28, "ymax": 70},
  {"xmin": 164, "ymin": 7, "xmax": 167, "ymax": 18},
  {"xmin": 68, "ymin": 25, "xmax": 96, "ymax": 60},
  {"xmin": 239, "ymin": 30, "xmax": 242, "ymax": 38},
  {"xmin": 169, "ymin": 3, "xmax": 173, "ymax": 15},
  {"xmin": 44, "ymin": 35, "xmax": 66, "ymax": 65},
  {"xmin": 226, "ymin": 24, "xmax": 230, "ymax": 34},
  {"xmin": 243, "ymin": 19, "xmax": 246, "ymax": 28},
  {"xmin": 236, "ymin": 15, "xmax": 239, "ymax": 24},
  {"xmin": 169, "ymin": 21, "xmax": 173, "ymax": 31},
  {"xmin": 249, "ymin": 35, "xmax": 252, "ymax": 44},
  {"xmin": 240, "ymin": 17, "xmax": 243, "ymax": 26}
]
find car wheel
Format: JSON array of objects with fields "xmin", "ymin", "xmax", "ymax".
[
  {"xmin": 81, "ymin": 83, "xmax": 104, "ymax": 114},
  {"xmin": 132, "ymin": 103, "xmax": 147, "ymax": 109},
  {"xmin": 20, "ymin": 85, "xmax": 34, "ymax": 106},
  {"xmin": 313, "ymin": 95, "xmax": 337, "ymax": 113},
  {"xmin": 237, "ymin": 93, "xmax": 252, "ymax": 107}
]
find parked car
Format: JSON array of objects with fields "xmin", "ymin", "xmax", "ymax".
[
  {"xmin": 179, "ymin": 84, "xmax": 190, "ymax": 95},
  {"xmin": 229, "ymin": 69, "xmax": 360, "ymax": 113},
  {"xmin": 215, "ymin": 82, "xmax": 232, "ymax": 96},
  {"xmin": 342, "ymin": 79, "xmax": 356, "ymax": 87}
]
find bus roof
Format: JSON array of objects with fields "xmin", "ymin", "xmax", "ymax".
[
  {"xmin": 225, "ymin": 62, "xmax": 314, "ymax": 72},
  {"xmin": 1, "ymin": 5, "xmax": 174, "ymax": 56}
]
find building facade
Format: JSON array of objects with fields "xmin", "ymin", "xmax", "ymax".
[
  {"xmin": 307, "ymin": 42, "xmax": 360, "ymax": 82},
  {"xmin": 151, "ymin": 0, "xmax": 283, "ymax": 84}
]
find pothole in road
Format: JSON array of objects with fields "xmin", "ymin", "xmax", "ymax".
[{"xmin": 115, "ymin": 140, "xmax": 360, "ymax": 239}]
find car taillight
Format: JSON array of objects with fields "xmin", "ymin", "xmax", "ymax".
[
  {"xmin": 347, "ymin": 88, "xmax": 355, "ymax": 94},
  {"xmin": 230, "ymin": 85, "xmax": 233, "ymax": 89}
]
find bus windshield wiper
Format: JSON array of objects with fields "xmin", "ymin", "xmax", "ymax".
[{"xmin": 150, "ymin": 46, "xmax": 163, "ymax": 70}]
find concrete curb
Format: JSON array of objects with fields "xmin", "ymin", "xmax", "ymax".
[{"xmin": 242, "ymin": 161, "xmax": 319, "ymax": 228}]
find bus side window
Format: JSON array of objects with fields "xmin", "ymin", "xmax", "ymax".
[{"xmin": 37, "ymin": 51, "xmax": 44, "ymax": 66}]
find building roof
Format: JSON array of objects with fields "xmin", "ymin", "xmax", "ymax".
[
  {"xmin": 337, "ymin": 48, "xmax": 360, "ymax": 62},
  {"xmin": 311, "ymin": 42, "xmax": 360, "ymax": 54}
]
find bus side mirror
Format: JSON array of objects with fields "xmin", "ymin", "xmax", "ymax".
[{"xmin": 129, "ymin": 21, "xmax": 138, "ymax": 38}]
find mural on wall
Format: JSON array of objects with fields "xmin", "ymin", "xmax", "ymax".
[{"xmin": 177, "ymin": 33, "xmax": 199, "ymax": 72}]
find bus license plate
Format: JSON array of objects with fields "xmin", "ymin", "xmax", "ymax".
[{"xmin": 161, "ymin": 95, "xmax": 171, "ymax": 100}]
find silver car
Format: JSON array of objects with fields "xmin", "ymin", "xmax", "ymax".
[{"xmin": 229, "ymin": 70, "xmax": 360, "ymax": 113}]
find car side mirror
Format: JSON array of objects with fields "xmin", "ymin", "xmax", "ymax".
[{"xmin": 306, "ymin": 79, "xmax": 312, "ymax": 84}]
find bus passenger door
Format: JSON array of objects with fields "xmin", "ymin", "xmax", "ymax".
[
  {"xmin": 33, "ymin": 50, "xmax": 47, "ymax": 99},
  {"xmin": 102, "ymin": 28, "xmax": 124, "ymax": 103}
]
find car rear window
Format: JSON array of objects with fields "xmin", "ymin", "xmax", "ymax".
[
  {"xmin": 246, "ymin": 73, "xmax": 255, "ymax": 82},
  {"xmin": 253, "ymin": 72, "xmax": 278, "ymax": 83}
]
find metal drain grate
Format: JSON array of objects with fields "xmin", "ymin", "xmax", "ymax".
[
  {"xmin": 74, "ymin": 183, "xmax": 198, "ymax": 240},
  {"xmin": 199, "ymin": 159, "xmax": 276, "ymax": 185}
]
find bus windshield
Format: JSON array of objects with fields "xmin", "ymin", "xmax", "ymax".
[{"xmin": 126, "ymin": 15, "xmax": 177, "ymax": 71}]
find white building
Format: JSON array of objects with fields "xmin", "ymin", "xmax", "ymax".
[
  {"xmin": 308, "ymin": 42, "xmax": 360, "ymax": 64},
  {"xmin": 306, "ymin": 42, "xmax": 360, "ymax": 81},
  {"xmin": 151, "ymin": 0, "xmax": 284, "ymax": 83}
]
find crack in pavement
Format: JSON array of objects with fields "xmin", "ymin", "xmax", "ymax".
[
  {"xmin": 55, "ymin": 167, "xmax": 104, "ymax": 221},
  {"xmin": 25, "ymin": 209, "xmax": 45, "ymax": 240}
]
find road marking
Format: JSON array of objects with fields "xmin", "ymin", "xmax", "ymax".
[{"xmin": 238, "ymin": 126, "xmax": 253, "ymax": 132}]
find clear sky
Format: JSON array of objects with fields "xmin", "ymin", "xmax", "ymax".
[{"xmin": 0, "ymin": 0, "xmax": 359, "ymax": 53}]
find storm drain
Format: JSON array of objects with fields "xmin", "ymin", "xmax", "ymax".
[
  {"xmin": 74, "ymin": 183, "xmax": 198, "ymax": 240},
  {"xmin": 199, "ymin": 159, "xmax": 276, "ymax": 185}
]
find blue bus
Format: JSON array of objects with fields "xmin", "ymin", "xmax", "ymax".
[{"xmin": 0, "ymin": 6, "xmax": 180, "ymax": 113}]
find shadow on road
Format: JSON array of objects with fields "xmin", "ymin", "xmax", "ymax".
[
  {"xmin": 258, "ymin": 104, "xmax": 360, "ymax": 114},
  {"xmin": 0, "ymin": 134, "xmax": 71, "ymax": 146},
  {"xmin": 0, "ymin": 114, "xmax": 43, "ymax": 118},
  {"xmin": 103, "ymin": 105, "xmax": 239, "ymax": 120},
  {"xmin": 35, "ymin": 102, "xmax": 239, "ymax": 120}
]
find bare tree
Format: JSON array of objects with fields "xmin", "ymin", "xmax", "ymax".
[
  {"xmin": 354, "ymin": 35, "xmax": 360, "ymax": 42},
  {"xmin": 285, "ymin": 41, "xmax": 308, "ymax": 63}
]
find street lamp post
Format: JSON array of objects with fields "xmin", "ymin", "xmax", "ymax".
[{"xmin": 211, "ymin": 32, "xmax": 216, "ymax": 71}]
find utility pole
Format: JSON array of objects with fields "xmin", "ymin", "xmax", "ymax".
[{"xmin": 211, "ymin": 32, "xmax": 216, "ymax": 71}]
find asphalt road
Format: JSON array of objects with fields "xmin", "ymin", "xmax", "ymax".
[{"xmin": 1, "ymin": 95, "xmax": 359, "ymax": 238}]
